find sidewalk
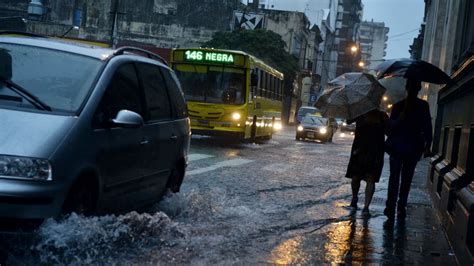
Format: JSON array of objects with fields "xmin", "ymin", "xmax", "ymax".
[{"xmin": 344, "ymin": 158, "xmax": 458, "ymax": 265}]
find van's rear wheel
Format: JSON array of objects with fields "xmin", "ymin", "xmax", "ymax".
[
  {"xmin": 62, "ymin": 178, "xmax": 97, "ymax": 216},
  {"xmin": 167, "ymin": 160, "xmax": 185, "ymax": 193}
]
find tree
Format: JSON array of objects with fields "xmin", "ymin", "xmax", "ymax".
[{"xmin": 203, "ymin": 29, "xmax": 299, "ymax": 95}]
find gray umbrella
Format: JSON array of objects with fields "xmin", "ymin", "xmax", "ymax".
[{"xmin": 315, "ymin": 72, "xmax": 386, "ymax": 120}]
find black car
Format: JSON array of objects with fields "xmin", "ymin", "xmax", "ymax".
[
  {"xmin": 296, "ymin": 115, "xmax": 334, "ymax": 142},
  {"xmin": 340, "ymin": 120, "xmax": 356, "ymax": 132}
]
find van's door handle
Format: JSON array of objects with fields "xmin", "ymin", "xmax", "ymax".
[
  {"xmin": 140, "ymin": 140, "xmax": 149, "ymax": 145},
  {"xmin": 170, "ymin": 135, "xmax": 178, "ymax": 141}
]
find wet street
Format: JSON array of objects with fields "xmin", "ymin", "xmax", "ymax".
[{"xmin": 0, "ymin": 128, "xmax": 456, "ymax": 265}]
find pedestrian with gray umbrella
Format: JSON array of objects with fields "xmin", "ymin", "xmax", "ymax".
[{"xmin": 316, "ymin": 72, "xmax": 389, "ymax": 216}]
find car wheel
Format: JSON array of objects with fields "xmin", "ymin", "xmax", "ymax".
[{"xmin": 62, "ymin": 178, "xmax": 97, "ymax": 216}]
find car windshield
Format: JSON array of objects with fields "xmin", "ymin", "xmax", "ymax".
[
  {"xmin": 303, "ymin": 116, "xmax": 327, "ymax": 125},
  {"xmin": 0, "ymin": 43, "xmax": 103, "ymax": 113},
  {"xmin": 174, "ymin": 64, "xmax": 245, "ymax": 105},
  {"xmin": 298, "ymin": 107, "xmax": 318, "ymax": 116}
]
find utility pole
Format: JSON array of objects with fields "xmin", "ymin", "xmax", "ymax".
[{"xmin": 110, "ymin": 0, "xmax": 124, "ymax": 48}]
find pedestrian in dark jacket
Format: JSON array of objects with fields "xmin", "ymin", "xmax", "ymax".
[
  {"xmin": 346, "ymin": 109, "xmax": 389, "ymax": 216},
  {"xmin": 384, "ymin": 78, "xmax": 432, "ymax": 220}
]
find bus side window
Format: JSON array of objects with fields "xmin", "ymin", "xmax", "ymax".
[
  {"xmin": 270, "ymin": 75, "xmax": 274, "ymax": 99},
  {"xmin": 261, "ymin": 72, "xmax": 265, "ymax": 98},
  {"xmin": 280, "ymin": 80, "xmax": 284, "ymax": 101},
  {"xmin": 250, "ymin": 69, "xmax": 258, "ymax": 101},
  {"xmin": 258, "ymin": 68, "xmax": 262, "ymax": 89},
  {"xmin": 279, "ymin": 79, "xmax": 282, "ymax": 100},
  {"xmin": 271, "ymin": 76, "xmax": 275, "ymax": 100},
  {"xmin": 265, "ymin": 73, "xmax": 272, "ymax": 99},
  {"xmin": 276, "ymin": 78, "xmax": 280, "ymax": 100}
]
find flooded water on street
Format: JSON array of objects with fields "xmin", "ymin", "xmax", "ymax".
[{"xmin": 0, "ymin": 130, "xmax": 455, "ymax": 265}]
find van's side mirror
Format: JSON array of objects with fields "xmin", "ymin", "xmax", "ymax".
[
  {"xmin": 251, "ymin": 73, "xmax": 258, "ymax": 87},
  {"xmin": 111, "ymin": 110, "xmax": 144, "ymax": 128}
]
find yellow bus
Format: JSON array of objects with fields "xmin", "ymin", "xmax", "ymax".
[{"xmin": 170, "ymin": 48, "xmax": 284, "ymax": 140}]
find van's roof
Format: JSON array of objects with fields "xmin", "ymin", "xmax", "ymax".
[{"xmin": 0, "ymin": 36, "xmax": 114, "ymax": 60}]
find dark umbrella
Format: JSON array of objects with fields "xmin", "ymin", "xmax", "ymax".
[{"xmin": 374, "ymin": 58, "xmax": 452, "ymax": 84}]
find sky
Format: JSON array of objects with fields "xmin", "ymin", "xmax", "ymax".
[
  {"xmin": 245, "ymin": 0, "xmax": 425, "ymax": 59},
  {"xmin": 362, "ymin": 0, "xmax": 425, "ymax": 59}
]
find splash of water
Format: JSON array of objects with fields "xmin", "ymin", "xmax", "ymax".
[{"xmin": 34, "ymin": 211, "xmax": 188, "ymax": 264}]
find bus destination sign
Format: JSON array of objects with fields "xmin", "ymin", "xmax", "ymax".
[{"xmin": 184, "ymin": 50, "xmax": 235, "ymax": 64}]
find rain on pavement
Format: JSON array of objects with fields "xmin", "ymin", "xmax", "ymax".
[{"xmin": 0, "ymin": 129, "xmax": 454, "ymax": 264}]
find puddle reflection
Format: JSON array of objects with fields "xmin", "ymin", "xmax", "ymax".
[
  {"xmin": 268, "ymin": 236, "xmax": 307, "ymax": 264},
  {"xmin": 323, "ymin": 216, "xmax": 373, "ymax": 263}
]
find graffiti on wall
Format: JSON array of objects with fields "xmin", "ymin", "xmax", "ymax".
[{"xmin": 233, "ymin": 11, "xmax": 264, "ymax": 30}]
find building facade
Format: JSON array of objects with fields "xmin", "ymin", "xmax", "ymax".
[
  {"xmin": 0, "ymin": 0, "xmax": 241, "ymax": 48},
  {"xmin": 356, "ymin": 20, "xmax": 389, "ymax": 70},
  {"xmin": 422, "ymin": 0, "xmax": 474, "ymax": 264},
  {"xmin": 334, "ymin": 0, "xmax": 363, "ymax": 76},
  {"xmin": 242, "ymin": 0, "xmax": 341, "ymax": 105},
  {"xmin": 309, "ymin": 0, "xmax": 339, "ymax": 96}
]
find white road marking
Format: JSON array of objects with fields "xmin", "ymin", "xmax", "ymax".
[
  {"xmin": 186, "ymin": 158, "xmax": 253, "ymax": 176},
  {"xmin": 188, "ymin": 153, "xmax": 215, "ymax": 162},
  {"xmin": 262, "ymin": 163, "xmax": 292, "ymax": 173},
  {"xmin": 309, "ymin": 167, "xmax": 344, "ymax": 177},
  {"xmin": 307, "ymin": 149, "xmax": 327, "ymax": 154}
]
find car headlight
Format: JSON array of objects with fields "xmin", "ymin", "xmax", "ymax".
[
  {"xmin": 273, "ymin": 122, "xmax": 283, "ymax": 130},
  {"xmin": 320, "ymin": 127, "xmax": 328, "ymax": 134},
  {"xmin": 232, "ymin": 112, "xmax": 241, "ymax": 121},
  {"xmin": 297, "ymin": 125, "xmax": 304, "ymax": 131},
  {"xmin": 0, "ymin": 155, "xmax": 52, "ymax": 181}
]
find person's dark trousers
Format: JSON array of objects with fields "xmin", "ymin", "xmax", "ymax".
[{"xmin": 385, "ymin": 154, "xmax": 418, "ymax": 214}]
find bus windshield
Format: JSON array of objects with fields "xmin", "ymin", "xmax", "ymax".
[{"xmin": 174, "ymin": 64, "xmax": 245, "ymax": 105}]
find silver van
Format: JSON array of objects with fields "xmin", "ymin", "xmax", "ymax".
[{"xmin": 0, "ymin": 35, "xmax": 190, "ymax": 219}]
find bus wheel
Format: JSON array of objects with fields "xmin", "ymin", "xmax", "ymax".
[{"xmin": 250, "ymin": 116, "xmax": 257, "ymax": 141}]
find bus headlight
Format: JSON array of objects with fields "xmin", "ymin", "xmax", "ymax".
[
  {"xmin": 320, "ymin": 127, "xmax": 328, "ymax": 134},
  {"xmin": 297, "ymin": 125, "xmax": 304, "ymax": 131},
  {"xmin": 274, "ymin": 122, "xmax": 283, "ymax": 131},
  {"xmin": 232, "ymin": 112, "xmax": 241, "ymax": 121}
]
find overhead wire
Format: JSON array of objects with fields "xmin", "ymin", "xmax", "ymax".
[{"xmin": 388, "ymin": 28, "xmax": 420, "ymax": 39}]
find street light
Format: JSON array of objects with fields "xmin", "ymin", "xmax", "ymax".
[
  {"xmin": 358, "ymin": 61, "xmax": 365, "ymax": 68},
  {"xmin": 383, "ymin": 96, "xmax": 388, "ymax": 102},
  {"xmin": 350, "ymin": 45, "xmax": 358, "ymax": 53}
]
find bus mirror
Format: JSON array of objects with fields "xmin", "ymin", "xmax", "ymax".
[{"xmin": 251, "ymin": 73, "xmax": 258, "ymax": 87}]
